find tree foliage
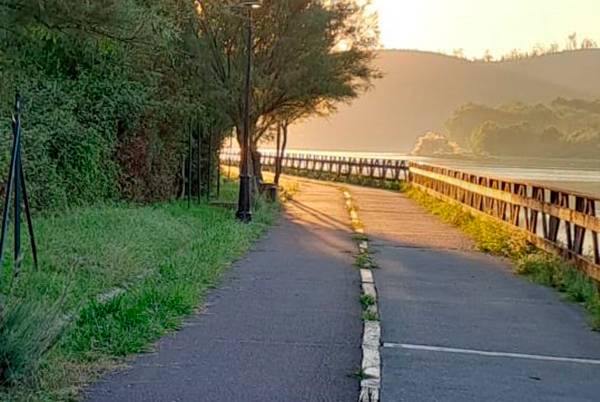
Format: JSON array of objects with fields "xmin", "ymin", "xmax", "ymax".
[
  {"xmin": 0, "ymin": 0, "xmax": 217, "ymax": 208},
  {"xmin": 195, "ymin": 0, "xmax": 380, "ymax": 147},
  {"xmin": 0, "ymin": 0, "xmax": 379, "ymax": 208},
  {"xmin": 445, "ymin": 99, "xmax": 600, "ymax": 158}
]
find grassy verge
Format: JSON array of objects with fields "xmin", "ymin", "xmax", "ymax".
[
  {"xmin": 406, "ymin": 186, "xmax": 600, "ymax": 330},
  {"xmin": 0, "ymin": 179, "xmax": 278, "ymax": 401}
]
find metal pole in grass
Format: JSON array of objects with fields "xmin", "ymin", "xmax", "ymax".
[
  {"xmin": 216, "ymin": 148, "xmax": 221, "ymax": 199},
  {"xmin": 0, "ymin": 96, "xmax": 20, "ymax": 265},
  {"xmin": 0, "ymin": 92, "xmax": 38, "ymax": 273},
  {"xmin": 228, "ymin": 133, "xmax": 233, "ymax": 180},
  {"xmin": 207, "ymin": 125, "xmax": 213, "ymax": 202},
  {"xmin": 196, "ymin": 119, "xmax": 204, "ymax": 204},
  {"xmin": 21, "ymin": 161, "xmax": 38, "ymax": 269},
  {"xmin": 188, "ymin": 120, "xmax": 192, "ymax": 208},
  {"xmin": 14, "ymin": 109, "xmax": 21, "ymax": 270}
]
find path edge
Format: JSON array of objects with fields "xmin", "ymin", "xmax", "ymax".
[{"xmin": 341, "ymin": 188, "xmax": 381, "ymax": 402}]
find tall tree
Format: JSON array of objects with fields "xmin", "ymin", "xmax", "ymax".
[{"xmin": 195, "ymin": 0, "xmax": 380, "ymax": 178}]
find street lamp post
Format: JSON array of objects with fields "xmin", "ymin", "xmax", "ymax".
[{"xmin": 236, "ymin": 1, "xmax": 261, "ymax": 223}]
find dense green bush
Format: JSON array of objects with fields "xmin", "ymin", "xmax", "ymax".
[
  {"xmin": 0, "ymin": 74, "xmax": 126, "ymax": 207},
  {"xmin": 0, "ymin": 298, "xmax": 65, "ymax": 386},
  {"xmin": 0, "ymin": 0, "xmax": 228, "ymax": 209}
]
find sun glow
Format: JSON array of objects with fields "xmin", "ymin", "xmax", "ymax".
[
  {"xmin": 372, "ymin": 0, "xmax": 600, "ymax": 58},
  {"xmin": 373, "ymin": 0, "xmax": 422, "ymax": 50}
]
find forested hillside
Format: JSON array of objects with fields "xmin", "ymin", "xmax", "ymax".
[
  {"xmin": 291, "ymin": 49, "xmax": 600, "ymax": 153},
  {"xmin": 445, "ymin": 98, "xmax": 600, "ymax": 158}
]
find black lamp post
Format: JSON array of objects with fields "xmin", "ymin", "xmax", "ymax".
[{"xmin": 236, "ymin": 0, "xmax": 261, "ymax": 223}]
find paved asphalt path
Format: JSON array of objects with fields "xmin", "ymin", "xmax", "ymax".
[
  {"xmin": 86, "ymin": 181, "xmax": 362, "ymax": 402},
  {"xmin": 347, "ymin": 184, "xmax": 600, "ymax": 402}
]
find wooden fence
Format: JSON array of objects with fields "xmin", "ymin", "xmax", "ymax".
[
  {"xmin": 221, "ymin": 151, "xmax": 410, "ymax": 182},
  {"xmin": 221, "ymin": 151, "xmax": 600, "ymax": 279},
  {"xmin": 410, "ymin": 162, "xmax": 600, "ymax": 281}
]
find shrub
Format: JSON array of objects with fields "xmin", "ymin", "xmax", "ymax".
[
  {"xmin": 0, "ymin": 298, "xmax": 66, "ymax": 386},
  {"xmin": 0, "ymin": 2, "xmax": 228, "ymax": 210}
]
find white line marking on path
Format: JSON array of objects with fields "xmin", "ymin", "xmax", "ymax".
[{"xmin": 383, "ymin": 343, "xmax": 600, "ymax": 366}]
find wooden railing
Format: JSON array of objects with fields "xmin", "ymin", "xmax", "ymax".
[
  {"xmin": 410, "ymin": 162, "xmax": 600, "ymax": 280},
  {"xmin": 221, "ymin": 151, "xmax": 410, "ymax": 182},
  {"xmin": 221, "ymin": 151, "xmax": 600, "ymax": 279}
]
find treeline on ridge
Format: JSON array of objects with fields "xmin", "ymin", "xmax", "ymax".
[{"xmin": 445, "ymin": 98, "xmax": 600, "ymax": 158}]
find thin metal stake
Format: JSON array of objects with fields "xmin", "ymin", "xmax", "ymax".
[
  {"xmin": 197, "ymin": 121, "xmax": 202, "ymax": 204},
  {"xmin": 228, "ymin": 134, "xmax": 233, "ymax": 179},
  {"xmin": 0, "ymin": 93, "xmax": 39, "ymax": 276},
  {"xmin": 207, "ymin": 126, "xmax": 213, "ymax": 202},
  {"xmin": 187, "ymin": 121, "xmax": 192, "ymax": 208},
  {"xmin": 216, "ymin": 149, "xmax": 221, "ymax": 199},
  {"xmin": 0, "ymin": 94, "xmax": 22, "ymax": 267},
  {"xmin": 14, "ymin": 130, "xmax": 21, "ymax": 273},
  {"xmin": 21, "ymin": 163, "xmax": 38, "ymax": 269}
]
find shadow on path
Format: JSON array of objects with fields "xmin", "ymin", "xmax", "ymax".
[{"xmin": 85, "ymin": 182, "xmax": 362, "ymax": 402}]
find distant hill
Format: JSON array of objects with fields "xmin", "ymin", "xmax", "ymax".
[{"xmin": 288, "ymin": 49, "xmax": 600, "ymax": 153}]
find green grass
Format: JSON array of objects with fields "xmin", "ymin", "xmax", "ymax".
[
  {"xmin": 362, "ymin": 309, "xmax": 379, "ymax": 322},
  {"xmin": 360, "ymin": 294, "xmax": 376, "ymax": 309},
  {"xmin": 351, "ymin": 367, "xmax": 369, "ymax": 381},
  {"xmin": 355, "ymin": 252, "xmax": 376, "ymax": 269},
  {"xmin": 515, "ymin": 253, "xmax": 600, "ymax": 329},
  {"xmin": 406, "ymin": 185, "xmax": 600, "ymax": 330},
  {"xmin": 0, "ymin": 179, "xmax": 278, "ymax": 401},
  {"xmin": 352, "ymin": 233, "xmax": 368, "ymax": 242}
]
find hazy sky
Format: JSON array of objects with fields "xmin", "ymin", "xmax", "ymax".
[{"xmin": 373, "ymin": 0, "xmax": 600, "ymax": 58}]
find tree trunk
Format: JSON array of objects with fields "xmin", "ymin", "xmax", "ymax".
[
  {"xmin": 250, "ymin": 143, "xmax": 263, "ymax": 194},
  {"xmin": 235, "ymin": 126, "xmax": 244, "ymax": 173},
  {"xmin": 274, "ymin": 123, "xmax": 282, "ymax": 185},
  {"xmin": 275, "ymin": 121, "xmax": 288, "ymax": 185}
]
